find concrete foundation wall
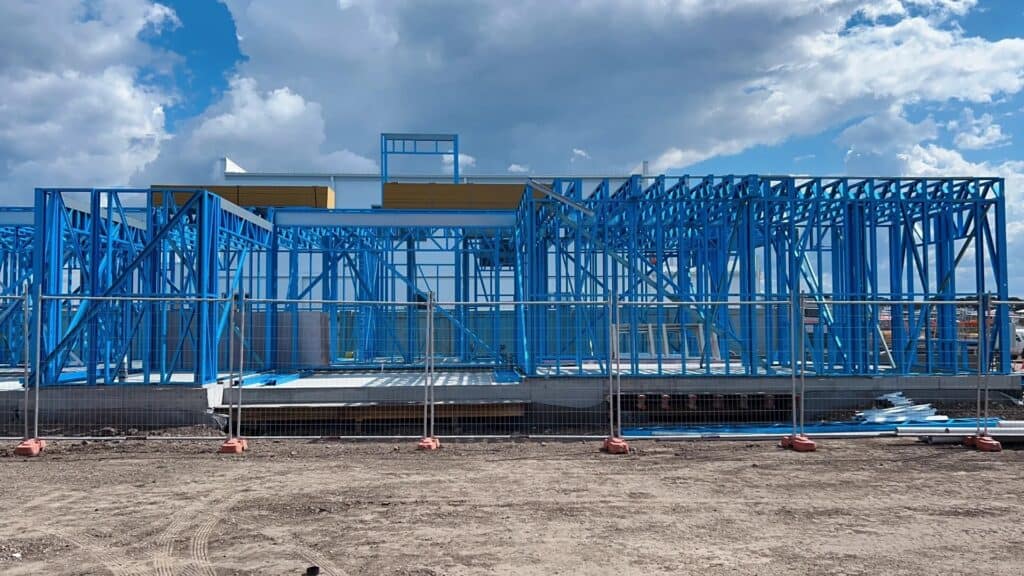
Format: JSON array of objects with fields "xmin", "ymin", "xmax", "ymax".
[
  {"xmin": 0, "ymin": 385, "xmax": 222, "ymax": 436},
  {"xmin": 3, "ymin": 373, "xmax": 1019, "ymax": 436}
]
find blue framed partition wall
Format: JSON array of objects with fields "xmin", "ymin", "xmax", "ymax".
[{"xmin": 32, "ymin": 188, "xmax": 271, "ymax": 386}]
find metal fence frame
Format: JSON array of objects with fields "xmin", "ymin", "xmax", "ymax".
[{"xmin": 7, "ymin": 292, "xmax": 1013, "ymax": 444}]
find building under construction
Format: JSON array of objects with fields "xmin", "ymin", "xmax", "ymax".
[{"xmin": 0, "ymin": 134, "xmax": 1017, "ymax": 437}]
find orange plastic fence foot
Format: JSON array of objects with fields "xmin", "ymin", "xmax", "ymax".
[
  {"xmin": 602, "ymin": 436, "xmax": 630, "ymax": 454},
  {"xmin": 14, "ymin": 438, "xmax": 45, "ymax": 457},
  {"xmin": 417, "ymin": 437, "xmax": 441, "ymax": 451},
  {"xmin": 780, "ymin": 434, "xmax": 816, "ymax": 452},
  {"xmin": 218, "ymin": 438, "xmax": 246, "ymax": 454},
  {"xmin": 966, "ymin": 435, "xmax": 1002, "ymax": 452}
]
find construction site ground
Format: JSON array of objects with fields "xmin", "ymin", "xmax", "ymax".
[{"xmin": 1, "ymin": 437, "xmax": 1021, "ymax": 575}]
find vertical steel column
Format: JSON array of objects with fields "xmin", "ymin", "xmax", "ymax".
[
  {"xmin": 85, "ymin": 189, "xmax": 101, "ymax": 385},
  {"xmin": 195, "ymin": 192, "xmax": 221, "ymax": 385},
  {"xmin": 738, "ymin": 177, "xmax": 756, "ymax": 375},
  {"xmin": 405, "ymin": 237, "xmax": 416, "ymax": 363},
  {"xmin": 889, "ymin": 193, "xmax": 906, "ymax": 372},
  {"xmin": 265, "ymin": 221, "xmax": 279, "ymax": 372},
  {"xmin": 993, "ymin": 180, "xmax": 1011, "ymax": 373},
  {"xmin": 323, "ymin": 240, "xmax": 339, "ymax": 363}
]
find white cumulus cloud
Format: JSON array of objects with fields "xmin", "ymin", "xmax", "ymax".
[
  {"xmin": 0, "ymin": 0, "xmax": 179, "ymax": 201},
  {"xmin": 947, "ymin": 108, "xmax": 1011, "ymax": 150},
  {"xmin": 139, "ymin": 76, "xmax": 376, "ymax": 183}
]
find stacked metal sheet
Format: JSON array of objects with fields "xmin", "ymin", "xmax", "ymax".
[{"xmin": 854, "ymin": 392, "xmax": 946, "ymax": 424}]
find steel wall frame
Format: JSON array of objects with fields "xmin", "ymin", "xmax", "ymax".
[
  {"xmin": 22, "ymin": 174, "xmax": 1009, "ymax": 387},
  {"xmin": 516, "ymin": 175, "xmax": 1008, "ymax": 377},
  {"xmin": 0, "ymin": 208, "xmax": 34, "ymax": 368},
  {"xmin": 264, "ymin": 208, "xmax": 517, "ymax": 371},
  {"xmin": 32, "ymin": 188, "xmax": 271, "ymax": 386}
]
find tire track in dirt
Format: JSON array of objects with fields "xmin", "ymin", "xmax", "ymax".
[
  {"xmin": 148, "ymin": 470, "xmax": 255, "ymax": 576},
  {"xmin": 152, "ymin": 496, "xmax": 213, "ymax": 576},
  {"xmin": 253, "ymin": 527, "xmax": 348, "ymax": 576},
  {"xmin": 188, "ymin": 493, "xmax": 242, "ymax": 576},
  {"xmin": 44, "ymin": 527, "xmax": 141, "ymax": 576}
]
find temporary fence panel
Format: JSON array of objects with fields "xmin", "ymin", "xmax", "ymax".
[
  {"xmin": 0, "ymin": 294, "xmax": 30, "ymax": 440},
  {"xmin": 15, "ymin": 291, "xmax": 1016, "ymax": 444},
  {"xmin": 614, "ymin": 300, "xmax": 799, "ymax": 439},
  {"xmin": 32, "ymin": 295, "xmax": 231, "ymax": 439},
  {"xmin": 430, "ymin": 300, "xmax": 612, "ymax": 438},
  {"xmin": 796, "ymin": 299, "xmax": 997, "ymax": 438},
  {"xmin": 228, "ymin": 297, "xmax": 431, "ymax": 438}
]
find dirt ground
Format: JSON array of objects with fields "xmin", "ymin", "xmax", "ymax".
[{"xmin": 0, "ymin": 438, "xmax": 1021, "ymax": 576}]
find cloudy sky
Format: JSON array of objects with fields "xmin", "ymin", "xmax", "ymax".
[{"xmin": 1, "ymin": 0, "xmax": 1023, "ymax": 282}]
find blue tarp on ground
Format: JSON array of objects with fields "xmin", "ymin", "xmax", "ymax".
[
  {"xmin": 622, "ymin": 418, "xmax": 1002, "ymax": 437},
  {"xmin": 239, "ymin": 372, "xmax": 301, "ymax": 387}
]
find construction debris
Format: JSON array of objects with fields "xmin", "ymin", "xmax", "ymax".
[{"xmin": 854, "ymin": 392, "xmax": 947, "ymax": 424}]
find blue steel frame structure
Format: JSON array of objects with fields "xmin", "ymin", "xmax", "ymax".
[
  {"xmin": 32, "ymin": 188, "xmax": 272, "ymax": 386},
  {"xmin": 25, "ymin": 174, "xmax": 1009, "ymax": 386},
  {"xmin": 516, "ymin": 176, "xmax": 1009, "ymax": 376},
  {"xmin": 380, "ymin": 133, "xmax": 460, "ymax": 187},
  {"xmin": 0, "ymin": 208, "xmax": 34, "ymax": 368},
  {"xmin": 260, "ymin": 209, "xmax": 516, "ymax": 371}
]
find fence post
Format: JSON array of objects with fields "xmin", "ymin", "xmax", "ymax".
[
  {"xmin": 14, "ymin": 286, "xmax": 46, "ymax": 455},
  {"xmin": 418, "ymin": 292, "xmax": 440, "ymax": 450},
  {"xmin": 422, "ymin": 299, "xmax": 430, "ymax": 439},
  {"xmin": 219, "ymin": 294, "xmax": 248, "ymax": 454},
  {"xmin": 33, "ymin": 286, "xmax": 42, "ymax": 440},
  {"xmin": 615, "ymin": 296, "xmax": 623, "ymax": 438},
  {"xmin": 429, "ymin": 292, "xmax": 436, "ymax": 440},
  {"xmin": 22, "ymin": 286, "xmax": 30, "ymax": 441},
  {"xmin": 781, "ymin": 292, "xmax": 815, "ymax": 451},
  {"xmin": 608, "ymin": 298, "xmax": 615, "ymax": 439},
  {"xmin": 978, "ymin": 291, "xmax": 987, "ymax": 434},
  {"xmin": 225, "ymin": 296, "xmax": 235, "ymax": 440},
  {"xmin": 603, "ymin": 294, "xmax": 629, "ymax": 454},
  {"xmin": 237, "ymin": 294, "xmax": 245, "ymax": 440},
  {"xmin": 800, "ymin": 294, "xmax": 807, "ymax": 437},
  {"xmin": 790, "ymin": 295, "xmax": 798, "ymax": 434},
  {"xmin": 966, "ymin": 293, "xmax": 1001, "ymax": 451}
]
